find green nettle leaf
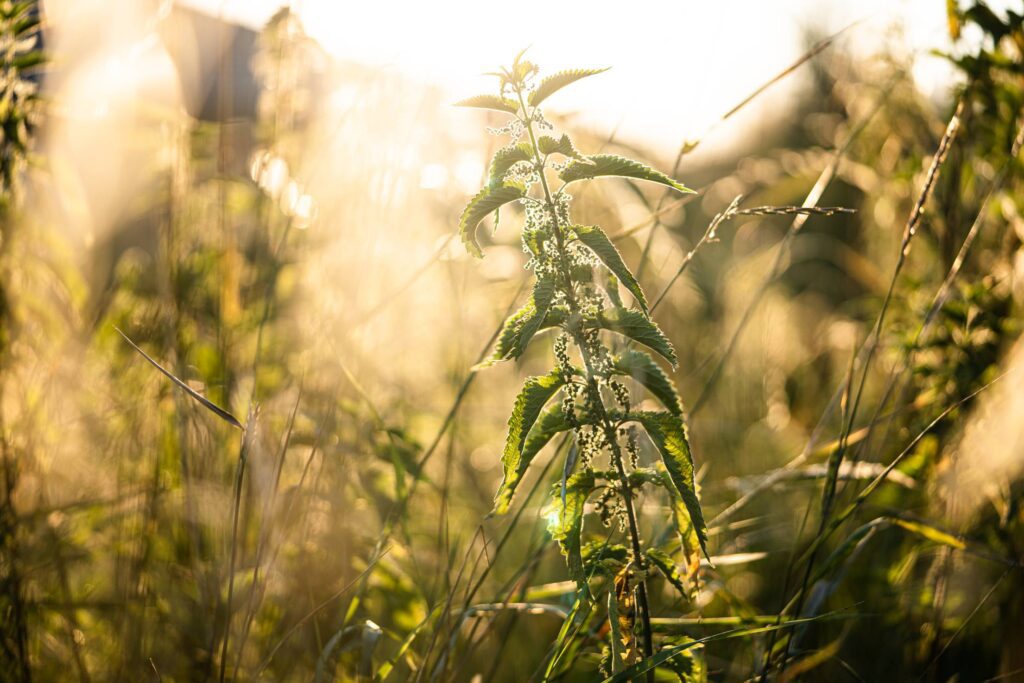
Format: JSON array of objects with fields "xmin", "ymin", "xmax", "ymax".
[
  {"xmin": 538, "ymin": 133, "xmax": 584, "ymax": 159},
  {"xmin": 488, "ymin": 142, "xmax": 535, "ymax": 188},
  {"xmin": 548, "ymin": 469, "xmax": 596, "ymax": 585},
  {"xmin": 512, "ymin": 57, "xmax": 539, "ymax": 83},
  {"xmin": 612, "ymin": 350, "xmax": 682, "ymax": 415},
  {"xmin": 595, "ymin": 308, "xmax": 678, "ymax": 367},
  {"xmin": 663, "ymin": 637, "xmax": 707, "ymax": 683},
  {"xmin": 528, "ymin": 67, "xmax": 610, "ymax": 107},
  {"xmin": 518, "ymin": 278, "xmax": 556, "ymax": 352},
  {"xmin": 479, "ymin": 279, "xmax": 558, "ymax": 368},
  {"xmin": 494, "ymin": 372, "xmax": 567, "ymax": 514},
  {"xmin": 524, "ymin": 405, "xmax": 574, "ymax": 465},
  {"xmin": 602, "ymin": 273, "xmax": 625, "ymax": 308},
  {"xmin": 559, "ymin": 154, "xmax": 695, "ymax": 194},
  {"xmin": 644, "ymin": 548, "xmax": 689, "ymax": 596},
  {"xmin": 454, "ymin": 94, "xmax": 520, "ymax": 114},
  {"xmin": 661, "ymin": 466, "xmax": 703, "ymax": 588},
  {"xmin": 582, "ymin": 542, "xmax": 630, "ymax": 577},
  {"xmin": 628, "ymin": 411, "xmax": 708, "ymax": 558},
  {"xmin": 459, "ymin": 182, "xmax": 526, "ymax": 258},
  {"xmin": 573, "ymin": 225, "xmax": 648, "ymax": 315},
  {"xmin": 493, "ymin": 404, "xmax": 574, "ymax": 514},
  {"xmin": 482, "ymin": 302, "xmax": 535, "ymax": 368}
]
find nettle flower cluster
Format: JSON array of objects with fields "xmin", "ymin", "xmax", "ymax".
[{"xmin": 458, "ymin": 54, "xmax": 710, "ymax": 676}]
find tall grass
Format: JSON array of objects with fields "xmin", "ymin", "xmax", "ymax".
[{"xmin": 2, "ymin": 2, "xmax": 1024, "ymax": 681}]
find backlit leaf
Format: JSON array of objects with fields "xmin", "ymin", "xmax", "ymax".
[
  {"xmin": 487, "ymin": 142, "xmax": 535, "ymax": 188},
  {"xmin": 529, "ymin": 68, "xmax": 609, "ymax": 107},
  {"xmin": 478, "ymin": 279, "xmax": 557, "ymax": 368},
  {"xmin": 573, "ymin": 225, "xmax": 648, "ymax": 315},
  {"xmin": 595, "ymin": 308, "xmax": 677, "ymax": 367},
  {"xmin": 628, "ymin": 411, "xmax": 708, "ymax": 558},
  {"xmin": 494, "ymin": 372, "xmax": 567, "ymax": 513},
  {"xmin": 612, "ymin": 349, "xmax": 681, "ymax": 415},
  {"xmin": 548, "ymin": 469, "xmax": 595, "ymax": 584},
  {"xmin": 518, "ymin": 278, "xmax": 556, "ymax": 353},
  {"xmin": 559, "ymin": 154, "xmax": 694, "ymax": 194},
  {"xmin": 889, "ymin": 518, "xmax": 965, "ymax": 550},
  {"xmin": 538, "ymin": 133, "xmax": 584, "ymax": 159},
  {"xmin": 455, "ymin": 94, "xmax": 520, "ymax": 115},
  {"xmin": 459, "ymin": 182, "xmax": 526, "ymax": 257},
  {"xmin": 645, "ymin": 547, "xmax": 689, "ymax": 597},
  {"xmin": 493, "ymin": 403, "xmax": 572, "ymax": 514}
]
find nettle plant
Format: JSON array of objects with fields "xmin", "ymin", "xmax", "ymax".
[{"xmin": 458, "ymin": 54, "xmax": 709, "ymax": 676}]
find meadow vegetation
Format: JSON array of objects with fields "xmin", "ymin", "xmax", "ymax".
[{"xmin": 2, "ymin": 2, "xmax": 1024, "ymax": 681}]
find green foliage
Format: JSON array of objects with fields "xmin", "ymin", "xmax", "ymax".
[
  {"xmin": 559, "ymin": 154, "xmax": 695, "ymax": 194},
  {"xmin": 596, "ymin": 307, "xmax": 678, "ymax": 366},
  {"xmin": 495, "ymin": 371, "xmax": 567, "ymax": 513},
  {"xmin": 627, "ymin": 411, "xmax": 708, "ymax": 557},
  {"xmin": 458, "ymin": 182, "xmax": 526, "ymax": 257},
  {"xmin": 612, "ymin": 350, "xmax": 682, "ymax": 415},
  {"xmin": 487, "ymin": 142, "xmax": 535, "ymax": 187},
  {"xmin": 548, "ymin": 470, "xmax": 596, "ymax": 585},
  {"xmin": 480, "ymin": 278, "xmax": 557, "ymax": 367},
  {"xmin": 573, "ymin": 225, "xmax": 649, "ymax": 314},
  {"xmin": 454, "ymin": 94, "xmax": 520, "ymax": 114},
  {"xmin": 0, "ymin": 0, "xmax": 43, "ymax": 201},
  {"xmin": 538, "ymin": 133, "xmax": 585, "ymax": 159},
  {"xmin": 529, "ymin": 68, "xmax": 610, "ymax": 107},
  {"xmin": 462, "ymin": 55, "xmax": 705, "ymax": 676},
  {"xmin": 644, "ymin": 547, "xmax": 690, "ymax": 596},
  {"xmin": 19, "ymin": 17, "xmax": 1024, "ymax": 679}
]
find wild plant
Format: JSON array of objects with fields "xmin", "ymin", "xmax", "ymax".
[
  {"xmin": 0, "ymin": 3, "xmax": 42, "ymax": 679},
  {"xmin": 458, "ymin": 53, "xmax": 708, "ymax": 678}
]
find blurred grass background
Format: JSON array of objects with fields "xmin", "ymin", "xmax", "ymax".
[{"xmin": 2, "ymin": 1, "xmax": 1024, "ymax": 680}]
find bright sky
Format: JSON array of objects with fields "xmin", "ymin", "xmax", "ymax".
[{"xmin": 178, "ymin": 0, "xmax": 978, "ymax": 150}]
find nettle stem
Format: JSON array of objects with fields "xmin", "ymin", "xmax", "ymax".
[{"xmin": 515, "ymin": 85, "xmax": 656, "ymax": 669}]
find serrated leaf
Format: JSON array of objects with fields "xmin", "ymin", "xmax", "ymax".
[
  {"xmin": 481, "ymin": 302, "xmax": 534, "ymax": 369},
  {"xmin": 538, "ymin": 133, "xmax": 584, "ymax": 159},
  {"xmin": 602, "ymin": 273, "xmax": 624, "ymax": 308},
  {"xmin": 518, "ymin": 278, "xmax": 556, "ymax": 352},
  {"xmin": 487, "ymin": 142, "xmax": 535, "ymax": 187},
  {"xmin": 595, "ymin": 308, "xmax": 677, "ymax": 367},
  {"xmin": 645, "ymin": 547, "xmax": 689, "ymax": 597},
  {"xmin": 628, "ymin": 411, "xmax": 708, "ymax": 558},
  {"xmin": 459, "ymin": 182, "xmax": 526, "ymax": 257},
  {"xmin": 528, "ymin": 68, "xmax": 610, "ymax": 107},
  {"xmin": 479, "ymin": 279, "xmax": 558, "ymax": 368},
  {"xmin": 582, "ymin": 542, "xmax": 630, "ymax": 577},
  {"xmin": 494, "ymin": 372, "xmax": 567, "ymax": 513},
  {"xmin": 663, "ymin": 636, "xmax": 707, "ymax": 683},
  {"xmin": 573, "ymin": 225, "xmax": 648, "ymax": 315},
  {"xmin": 665, "ymin": 470, "xmax": 704, "ymax": 590},
  {"xmin": 548, "ymin": 469, "xmax": 595, "ymax": 585},
  {"xmin": 523, "ymin": 405, "xmax": 575, "ymax": 464},
  {"xmin": 493, "ymin": 404, "xmax": 573, "ymax": 514},
  {"xmin": 454, "ymin": 94, "xmax": 520, "ymax": 115},
  {"xmin": 612, "ymin": 349, "xmax": 681, "ymax": 415},
  {"xmin": 559, "ymin": 154, "xmax": 695, "ymax": 194},
  {"xmin": 513, "ymin": 58, "xmax": 539, "ymax": 83}
]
